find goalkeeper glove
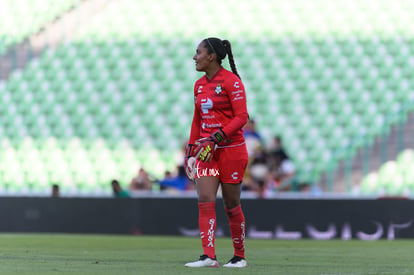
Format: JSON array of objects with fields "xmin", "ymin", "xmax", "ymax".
[
  {"xmin": 194, "ymin": 129, "xmax": 226, "ymax": 162},
  {"xmin": 184, "ymin": 144, "xmax": 197, "ymax": 180}
]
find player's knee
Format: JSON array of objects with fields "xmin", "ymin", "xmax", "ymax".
[
  {"xmin": 223, "ymin": 199, "xmax": 240, "ymax": 210},
  {"xmin": 198, "ymin": 193, "xmax": 216, "ymax": 202}
]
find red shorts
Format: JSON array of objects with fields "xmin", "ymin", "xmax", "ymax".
[{"xmin": 194, "ymin": 143, "xmax": 248, "ymax": 184}]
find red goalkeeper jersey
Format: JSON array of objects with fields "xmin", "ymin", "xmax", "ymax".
[{"xmin": 189, "ymin": 67, "xmax": 248, "ymax": 147}]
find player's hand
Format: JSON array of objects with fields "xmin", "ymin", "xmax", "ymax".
[
  {"xmin": 184, "ymin": 144, "xmax": 196, "ymax": 180},
  {"xmin": 194, "ymin": 129, "xmax": 226, "ymax": 162},
  {"xmin": 185, "ymin": 157, "xmax": 196, "ymax": 180}
]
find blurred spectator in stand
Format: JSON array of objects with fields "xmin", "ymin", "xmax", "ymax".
[
  {"xmin": 129, "ymin": 167, "xmax": 152, "ymax": 191},
  {"xmin": 243, "ymin": 118, "xmax": 264, "ymax": 157},
  {"xmin": 158, "ymin": 142, "xmax": 195, "ymax": 192},
  {"xmin": 248, "ymin": 145, "xmax": 270, "ymax": 198},
  {"xmin": 111, "ymin": 179, "xmax": 130, "ymax": 198},
  {"xmin": 51, "ymin": 184, "xmax": 60, "ymax": 197},
  {"xmin": 159, "ymin": 167, "xmax": 190, "ymax": 192},
  {"xmin": 176, "ymin": 142, "xmax": 187, "ymax": 170},
  {"xmin": 267, "ymin": 135, "xmax": 296, "ymax": 191},
  {"xmin": 242, "ymin": 117, "xmax": 266, "ymax": 196}
]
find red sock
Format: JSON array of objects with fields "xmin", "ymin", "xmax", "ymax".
[
  {"xmin": 225, "ymin": 204, "xmax": 246, "ymax": 258},
  {"xmin": 198, "ymin": 202, "xmax": 216, "ymax": 259}
]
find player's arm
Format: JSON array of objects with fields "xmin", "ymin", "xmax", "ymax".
[
  {"xmin": 185, "ymin": 88, "xmax": 201, "ymax": 177},
  {"xmin": 221, "ymin": 77, "xmax": 248, "ymax": 137},
  {"xmin": 185, "ymin": 107, "xmax": 200, "ymax": 168},
  {"xmin": 188, "ymin": 94, "xmax": 201, "ymax": 145}
]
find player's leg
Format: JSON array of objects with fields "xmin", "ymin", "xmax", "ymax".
[
  {"xmin": 221, "ymin": 183, "xmax": 247, "ymax": 268},
  {"xmin": 185, "ymin": 174, "xmax": 220, "ymax": 267},
  {"xmin": 219, "ymin": 145, "xmax": 248, "ymax": 268},
  {"xmin": 196, "ymin": 175, "xmax": 220, "ymax": 260}
]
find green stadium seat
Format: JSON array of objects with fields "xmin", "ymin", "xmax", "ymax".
[
  {"xmin": 2, "ymin": 0, "xmax": 414, "ymax": 195},
  {"xmin": 360, "ymin": 173, "xmax": 380, "ymax": 195},
  {"xmin": 0, "ymin": 0, "xmax": 82, "ymax": 54},
  {"xmin": 397, "ymin": 149, "xmax": 414, "ymax": 165}
]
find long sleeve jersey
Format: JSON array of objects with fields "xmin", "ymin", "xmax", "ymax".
[{"xmin": 189, "ymin": 67, "xmax": 248, "ymax": 147}]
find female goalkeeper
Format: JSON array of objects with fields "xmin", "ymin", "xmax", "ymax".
[{"xmin": 184, "ymin": 37, "xmax": 248, "ymax": 268}]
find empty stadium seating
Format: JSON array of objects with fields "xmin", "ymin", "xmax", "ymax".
[
  {"xmin": 0, "ymin": 0, "xmax": 414, "ymax": 195},
  {"xmin": 359, "ymin": 149, "xmax": 414, "ymax": 196},
  {"xmin": 0, "ymin": 0, "xmax": 81, "ymax": 54}
]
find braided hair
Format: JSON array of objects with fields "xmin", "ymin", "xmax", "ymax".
[{"xmin": 203, "ymin": 37, "xmax": 241, "ymax": 79}]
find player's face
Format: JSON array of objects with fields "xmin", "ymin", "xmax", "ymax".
[{"xmin": 193, "ymin": 42, "xmax": 213, "ymax": 72}]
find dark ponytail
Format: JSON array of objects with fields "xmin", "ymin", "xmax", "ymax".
[
  {"xmin": 203, "ymin": 37, "xmax": 241, "ymax": 79},
  {"xmin": 222, "ymin": 39, "xmax": 241, "ymax": 80}
]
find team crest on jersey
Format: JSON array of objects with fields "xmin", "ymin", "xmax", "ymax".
[
  {"xmin": 197, "ymin": 85, "xmax": 203, "ymax": 93},
  {"xmin": 215, "ymin": 84, "xmax": 222, "ymax": 94}
]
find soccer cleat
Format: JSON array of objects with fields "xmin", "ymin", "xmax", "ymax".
[
  {"xmin": 184, "ymin": 254, "xmax": 219, "ymax": 268},
  {"xmin": 223, "ymin": 256, "xmax": 247, "ymax": 268}
]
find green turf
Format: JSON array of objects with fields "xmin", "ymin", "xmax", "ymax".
[{"xmin": 0, "ymin": 234, "xmax": 413, "ymax": 275}]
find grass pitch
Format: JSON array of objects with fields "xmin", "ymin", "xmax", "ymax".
[{"xmin": 0, "ymin": 234, "xmax": 413, "ymax": 275}]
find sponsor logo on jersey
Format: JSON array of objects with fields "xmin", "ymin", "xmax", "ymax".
[
  {"xmin": 215, "ymin": 84, "xmax": 222, "ymax": 94},
  {"xmin": 197, "ymin": 85, "xmax": 203, "ymax": 93},
  {"xmin": 195, "ymin": 162, "xmax": 220, "ymax": 178},
  {"xmin": 234, "ymin": 81, "xmax": 240, "ymax": 88},
  {"xmin": 201, "ymin": 98, "xmax": 213, "ymax": 114},
  {"xmin": 232, "ymin": 89, "xmax": 244, "ymax": 101},
  {"xmin": 231, "ymin": 172, "xmax": 239, "ymax": 180},
  {"xmin": 202, "ymin": 123, "xmax": 222, "ymax": 129}
]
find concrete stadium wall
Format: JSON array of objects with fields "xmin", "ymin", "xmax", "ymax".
[{"xmin": 0, "ymin": 197, "xmax": 413, "ymax": 240}]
